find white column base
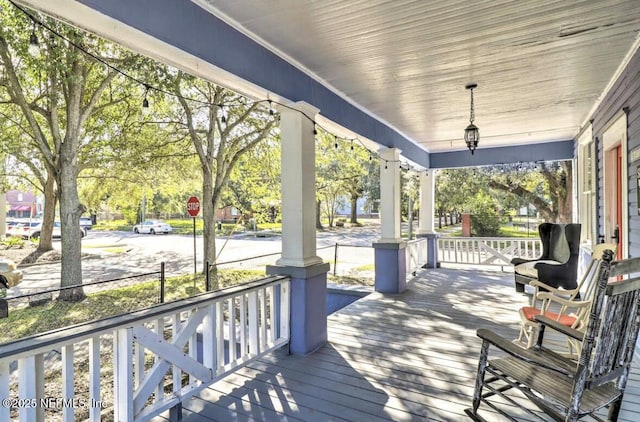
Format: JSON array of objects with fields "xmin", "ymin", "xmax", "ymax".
[{"xmin": 276, "ymin": 255, "xmax": 324, "ymax": 268}]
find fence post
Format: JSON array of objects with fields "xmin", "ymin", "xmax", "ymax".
[
  {"xmin": 333, "ymin": 243, "xmax": 339, "ymax": 276},
  {"xmin": 160, "ymin": 261, "xmax": 165, "ymax": 303},
  {"xmin": 206, "ymin": 260, "xmax": 210, "ymax": 291},
  {"xmin": 0, "ymin": 298, "xmax": 7, "ymax": 319}
]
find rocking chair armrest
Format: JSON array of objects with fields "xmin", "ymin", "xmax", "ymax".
[
  {"xmin": 529, "ymin": 280, "xmax": 579, "ymax": 297},
  {"xmin": 476, "ymin": 328, "xmax": 574, "ymax": 376},
  {"xmin": 536, "ymin": 293, "xmax": 591, "ymax": 309},
  {"xmin": 534, "ymin": 315, "xmax": 584, "ymax": 340}
]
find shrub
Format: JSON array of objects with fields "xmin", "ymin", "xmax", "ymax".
[
  {"xmin": 1, "ymin": 236, "xmax": 25, "ymax": 248},
  {"xmin": 468, "ymin": 192, "xmax": 504, "ymax": 237}
]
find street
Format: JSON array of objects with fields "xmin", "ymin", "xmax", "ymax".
[{"xmin": 9, "ymin": 225, "xmax": 381, "ymax": 296}]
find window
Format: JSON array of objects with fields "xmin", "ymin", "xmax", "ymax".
[{"xmin": 577, "ymin": 127, "xmax": 596, "ymax": 245}]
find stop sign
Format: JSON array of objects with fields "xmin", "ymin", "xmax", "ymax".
[{"xmin": 186, "ymin": 196, "xmax": 200, "ymax": 217}]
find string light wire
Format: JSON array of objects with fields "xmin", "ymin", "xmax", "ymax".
[{"xmin": 8, "ymin": 0, "xmax": 425, "ymax": 174}]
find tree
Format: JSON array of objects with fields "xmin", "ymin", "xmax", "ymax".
[
  {"xmin": 0, "ymin": 4, "xmax": 142, "ymax": 300},
  {"xmin": 487, "ymin": 161, "xmax": 572, "ymax": 223},
  {"xmin": 340, "ymin": 144, "xmax": 370, "ymax": 225},
  {"xmin": 165, "ymin": 71, "xmax": 277, "ymax": 276},
  {"xmin": 361, "ymin": 159, "xmax": 380, "ymax": 216},
  {"xmin": 224, "ymin": 140, "xmax": 281, "ymax": 225},
  {"xmin": 435, "ymin": 168, "xmax": 482, "ymax": 228},
  {"xmin": 77, "ymin": 89, "xmax": 200, "ymax": 224},
  {"xmin": 315, "ymin": 133, "xmax": 370, "ymax": 227},
  {"xmin": 316, "ymin": 144, "xmax": 344, "ymax": 228}
]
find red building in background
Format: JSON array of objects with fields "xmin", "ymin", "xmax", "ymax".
[{"xmin": 5, "ymin": 190, "xmax": 40, "ymax": 219}]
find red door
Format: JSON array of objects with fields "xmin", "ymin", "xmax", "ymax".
[{"xmin": 616, "ymin": 146, "xmax": 623, "ymax": 260}]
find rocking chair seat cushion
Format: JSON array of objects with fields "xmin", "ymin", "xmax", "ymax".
[
  {"xmin": 520, "ymin": 306, "xmax": 577, "ymax": 327},
  {"xmin": 514, "ymin": 260, "xmax": 563, "ymax": 279}
]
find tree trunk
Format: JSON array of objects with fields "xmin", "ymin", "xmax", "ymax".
[
  {"xmin": 558, "ymin": 162, "xmax": 573, "ymax": 223},
  {"xmin": 36, "ymin": 174, "xmax": 56, "ymax": 253},
  {"xmin": 350, "ymin": 194, "xmax": 358, "ymax": 224},
  {"xmin": 57, "ymin": 132, "xmax": 85, "ymax": 301},
  {"xmin": 316, "ymin": 199, "xmax": 323, "ymax": 229},
  {"xmin": 202, "ymin": 168, "xmax": 217, "ymax": 284}
]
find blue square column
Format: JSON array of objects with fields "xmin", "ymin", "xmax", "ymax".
[
  {"xmin": 267, "ymin": 263, "xmax": 330, "ymax": 354},
  {"xmin": 373, "ymin": 242, "xmax": 407, "ymax": 293}
]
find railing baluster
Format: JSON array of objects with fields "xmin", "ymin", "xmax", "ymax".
[
  {"xmin": 280, "ymin": 282, "xmax": 290, "ymax": 342},
  {"xmin": 260, "ymin": 288, "xmax": 268, "ymax": 350},
  {"xmin": 239, "ymin": 293, "xmax": 247, "ymax": 355},
  {"xmin": 216, "ymin": 301, "xmax": 224, "ymax": 367},
  {"xmin": 268, "ymin": 285, "xmax": 276, "ymax": 343},
  {"xmin": 61, "ymin": 344, "xmax": 74, "ymax": 422},
  {"xmin": 134, "ymin": 336, "xmax": 144, "ymax": 390},
  {"xmin": 88, "ymin": 336, "xmax": 101, "ymax": 422},
  {"xmin": 113, "ymin": 328, "xmax": 133, "ymax": 422},
  {"xmin": 248, "ymin": 290, "xmax": 259, "ymax": 355},
  {"xmin": 153, "ymin": 318, "xmax": 163, "ymax": 403},
  {"xmin": 202, "ymin": 303, "xmax": 216, "ymax": 372},
  {"xmin": 18, "ymin": 354, "xmax": 44, "ymax": 422},
  {"xmin": 189, "ymin": 310, "xmax": 197, "ymax": 384},
  {"xmin": 228, "ymin": 297, "xmax": 237, "ymax": 361},
  {"xmin": 172, "ymin": 313, "xmax": 182, "ymax": 393},
  {"xmin": 0, "ymin": 360, "xmax": 9, "ymax": 422}
]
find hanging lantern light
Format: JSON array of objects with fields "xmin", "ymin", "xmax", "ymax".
[{"xmin": 464, "ymin": 83, "xmax": 479, "ymax": 155}]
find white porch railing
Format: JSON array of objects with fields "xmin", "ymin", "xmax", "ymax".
[
  {"xmin": 0, "ymin": 275, "xmax": 290, "ymax": 422},
  {"xmin": 437, "ymin": 236, "xmax": 542, "ymax": 268},
  {"xmin": 406, "ymin": 238, "xmax": 429, "ymax": 276}
]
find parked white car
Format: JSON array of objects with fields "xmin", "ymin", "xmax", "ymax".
[
  {"xmin": 10, "ymin": 221, "xmax": 42, "ymax": 239},
  {"xmin": 80, "ymin": 216, "xmax": 93, "ymax": 231},
  {"xmin": 133, "ymin": 220, "xmax": 173, "ymax": 235},
  {"xmin": 10, "ymin": 220, "xmax": 86, "ymax": 239},
  {"xmin": 51, "ymin": 221, "xmax": 87, "ymax": 238}
]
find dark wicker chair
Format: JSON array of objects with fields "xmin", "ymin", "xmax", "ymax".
[
  {"xmin": 466, "ymin": 249, "xmax": 640, "ymax": 421},
  {"xmin": 511, "ymin": 222, "xmax": 581, "ymax": 293}
]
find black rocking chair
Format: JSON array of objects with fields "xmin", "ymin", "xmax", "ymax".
[{"xmin": 466, "ymin": 249, "xmax": 640, "ymax": 421}]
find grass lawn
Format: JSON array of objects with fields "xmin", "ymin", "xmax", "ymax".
[
  {"xmin": 0, "ymin": 269, "xmax": 263, "ymax": 343},
  {"xmin": 1, "ymin": 269, "xmax": 373, "ymax": 343}
]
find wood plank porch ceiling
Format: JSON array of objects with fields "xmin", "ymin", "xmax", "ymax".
[{"xmin": 196, "ymin": 0, "xmax": 640, "ymax": 153}]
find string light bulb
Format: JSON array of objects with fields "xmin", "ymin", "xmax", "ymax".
[
  {"xmin": 28, "ymin": 22, "xmax": 40, "ymax": 58},
  {"xmin": 220, "ymin": 105, "xmax": 227, "ymax": 123},
  {"xmin": 141, "ymin": 84, "xmax": 151, "ymax": 116},
  {"xmin": 384, "ymin": 161, "xmax": 388, "ymax": 170},
  {"xmin": 334, "ymin": 135, "xmax": 338, "ymax": 149},
  {"xmin": 268, "ymin": 100, "xmax": 274, "ymax": 116},
  {"xmin": 350, "ymin": 140, "xmax": 354, "ymax": 151}
]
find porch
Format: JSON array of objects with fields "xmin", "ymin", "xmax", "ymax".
[{"xmin": 156, "ymin": 267, "xmax": 640, "ymax": 422}]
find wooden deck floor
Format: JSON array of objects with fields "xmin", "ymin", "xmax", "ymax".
[{"xmin": 159, "ymin": 267, "xmax": 640, "ymax": 421}]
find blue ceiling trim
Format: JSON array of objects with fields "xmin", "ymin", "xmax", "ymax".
[
  {"xmin": 429, "ymin": 140, "xmax": 575, "ymax": 169},
  {"xmin": 77, "ymin": 0, "xmax": 430, "ymax": 166}
]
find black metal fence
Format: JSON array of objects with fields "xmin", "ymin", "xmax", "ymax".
[{"xmin": 0, "ymin": 262, "xmax": 165, "ymax": 318}]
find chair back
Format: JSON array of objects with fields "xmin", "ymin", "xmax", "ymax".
[
  {"xmin": 578, "ymin": 243, "xmax": 617, "ymax": 301},
  {"xmin": 538, "ymin": 222, "xmax": 581, "ymax": 263},
  {"xmin": 579, "ymin": 250, "xmax": 640, "ymax": 389}
]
